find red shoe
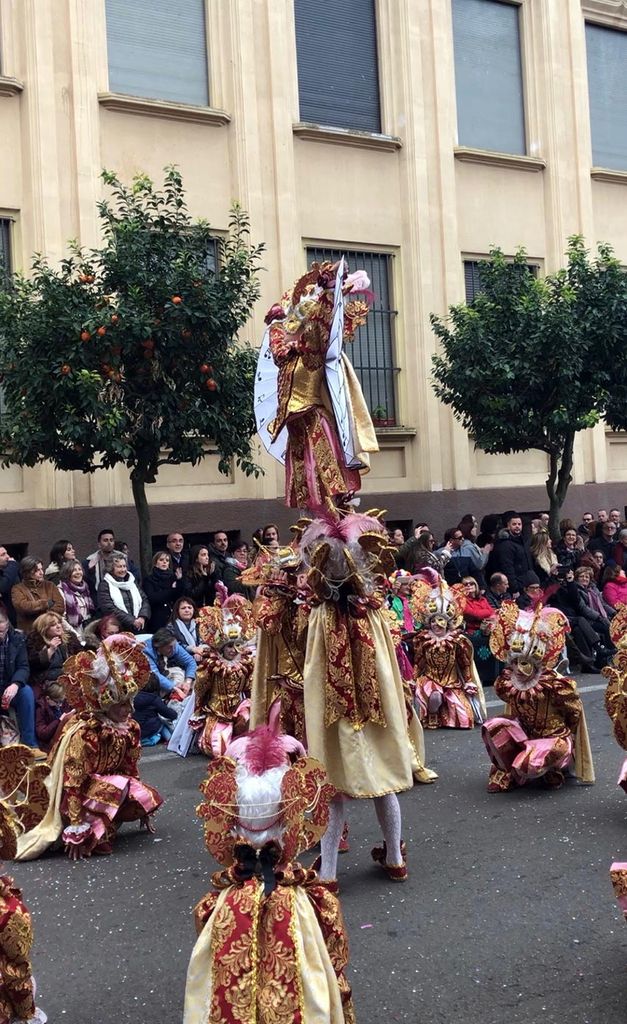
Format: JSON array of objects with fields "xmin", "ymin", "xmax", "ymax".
[
  {"xmin": 371, "ymin": 840, "xmax": 408, "ymax": 882},
  {"xmin": 339, "ymin": 821, "xmax": 350, "ymax": 854}
]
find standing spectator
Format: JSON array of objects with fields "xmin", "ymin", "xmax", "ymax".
[
  {"xmin": 116, "ymin": 541, "xmax": 141, "ymax": 584},
  {"xmin": 225, "ymin": 542, "xmax": 255, "ymax": 600},
  {"xmin": 83, "ymin": 528, "xmax": 117, "ymax": 601},
  {"xmin": 612, "ymin": 529, "xmax": 627, "ymax": 571},
  {"xmin": 610, "ymin": 508, "xmax": 623, "ymax": 529},
  {"xmin": 58, "ymin": 560, "xmax": 95, "ymax": 636},
  {"xmin": 259, "ymin": 524, "xmax": 281, "ymax": 550},
  {"xmin": 143, "ymin": 551, "xmax": 185, "ymax": 631},
  {"xmin": 96, "ymin": 553, "xmax": 150, "ymax": 634},
  {"xmin": 437, "ymin": 527, "xmax": 486, "ymax": 586},
  {"xmin": 44, "ymin": 539, "xmax": 76, "ymax": 585},
  {"xmin": 457, "ymin": 516, "xmax": 490, "ymax": 586},
  {"xmin": 184, "ymin": 545, "xmax": 219, "ymax": 608},
  {"xmin": 492, "ymin": 513, "xmax": 534, "ymax": 596},
  {"xmin": 208, "ymin": 532, "xmax": 247, "ymax": 596},
  {"xmin": 578, "ymin": 512, "xmax": 595, "ymax": 540},
  {"xmin": 413, "ymin": 522, "xmax": 430, "ymax": 538},
  {"xmin": 11, "ymin": 557, "xmax": 65, "ymax": 634},
  {"xmin": 397, "ymin": 531, "xmax": 450, "ymax": 575},
  {"xmin": 133, "ymin": 675, "xmax": 178, "ymax": 746},
  {"xmin": 477, "ymin": 514, "xmax": 501, "ymax": 549},
  {"xmin": 589, "ymin": 521, "xmax": 618, "ymax": 562},
  {"xmin": 485, "ymin": 573, "xmax": 510, "ymax": 610},
  {"xmin": 170, "ymin": 597, "xmax": 208, "ymax": 663},
  {"xmin": 389, "ymin": 527, "xmax": 405, "ymax": 547},
  {"xmin": 35, "ymin": 680, "xmax": 70, "ymax": 752},
  {"xmin": 0, "ymin": 610, "xmax": 38, "ymax": 750},
  {"xmin": 26, "ymin": 612, "xmax": 82, "ymax": 696},
  {"xmin": 598, "ymin": 509, "xmax": 609, "ymax": 524},
  {"xmin": 0, "ymin": 546, "xmax": 19, "ymax": 625},
  {"xmin": 602, "ymin": 565, "xmax": 627, "ymax": 611},
  {"xmin": 555, "ymin": 527, "xmax": 583, "ymax": 571},
  {"xmin": 166, "ymin": 531, "xmax": 188, "ymax": 573},
  {"xmin": 530, "ymin": 529, "xmax": 558, "ymax": 585}
]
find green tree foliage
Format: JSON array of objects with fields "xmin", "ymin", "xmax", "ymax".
[
  {"xmin": 0, "ymin": 168, "xmax": 264, "ymax": 572},
  {"xmin": 431, "ymin": 239, "xmax": 627, "ymax": 537}
]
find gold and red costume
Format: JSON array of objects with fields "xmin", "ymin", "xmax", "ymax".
[
  {"xmin": 0, "ymin": 788, "xmax": 46, "ymax": 1023},
  {"xmin": 4, "ymin": 635, "xmax": 162, "ymax": 860},
  {"xmin": 482, "ymin": 603, "xmax": 594, "ymax": 792},
  {"xmin": 603, "ymin": 607, "xmax": 627, "ymax": 792},
  {"xmin": 183, "ymin": 729, "xmax": 354, "ymax": 1024}
]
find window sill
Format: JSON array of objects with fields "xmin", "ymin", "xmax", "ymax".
[
  {"xmin": 293, "ymin": 122, "xmax": 402, "ymax": 152},
  {"xmin": 0, "ymin": 76, "xmax": 23, "ymax": 98},
  {"xmin": 97, "ymin": 92, "xmax": 230, "ymax": 127},
  {"xmin": 454, "ymin": 147, "xmax": 546, "ymax": 172},
  {"xmin": 374, "ymin": 426, "xmax": 416, "ymax": 441},
  {"xmin": 591, "ymin": 166, "xmax": 627, "ymax": 185}
]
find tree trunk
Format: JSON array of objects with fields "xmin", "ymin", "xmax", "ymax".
[
  {"xmin": 545, "ymin": 433, "xmax": 575, "ymax": 544},
  {"xmin": 131, "ymin": 471, "xmax": 152, "ymax": 578}
]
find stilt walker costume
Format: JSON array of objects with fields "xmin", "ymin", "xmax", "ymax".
[
  {"xmin": 482, "ymin": 603, "xmax": 595, "ymax": 792},
  {"xmin": 183, "ymin": 725, "xmax": 355, "ymax": 1024},
  {"xmin": 3, "ymin": 635, "xmax": 163, "ymax": 860}
]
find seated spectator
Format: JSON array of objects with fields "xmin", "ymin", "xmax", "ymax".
[
  {"xmin": 83, "ymin": 613, "xmax": 123, "ymax": 650},
  {"xmin": 0, "ymin": 545, "xmax": 19, "ymax": 625},
  {"xmin": 58, "ymin": 559, "xmax": 95, "ymax": 636},
  {"xmin": 166, "ymin": 531, "xmax": 188, "ymax": 574},
  {"xmin": 44, "ymin": 539, "xmax": 76, "ymax": 585},
  {"xmin": 559, "ymin": 518, "xmax": 577, "ymax": 536},
  {"xmin": 184, "ymin": 545, "xmax": 219, "ymax": 608},
  {"xmin": 516, "ymin": 572, "xmax": 544, "ymax": 610},
  {"xmin": 12, "ymin": 556, "xmax": 65, "ymax": 634},
  {"xmin": 548, "ymin": 571, "xmax": 599, "ymax": 670},
  {"xmin": 589, "ymin": 521, "xmax": 618, "ymax": 562},
  {"xmin": 485, "ymin": 573, "xmax": 510, "ymax": 610},
  {"xmin": 460, "ymin": 576, "xmax": 498, "ymax": 684},
  {"xmin": 96, "ymin": 553, "xmax": 150, "ymax": 634},
  {"xmin": 0, "ymin": 610, "xmax": 38, "ymax": 750},
  {"xmin": 530, "ymin": 529, "xmax": 558, "ymax": 585},
  {"xmin": 26, "ymin": 612, "xmax": 83, "ymax": 696},
  {"xmin": 143, "ymin": 551, "xmax": 184, "ymax": 631},
  {"xmin": 133, "ymin": 674, "xmax": 178, "ymax": 746},
  {"xmin": 602, "ymin": 565, "xmax": 627, "ymax": 611},
  {"xmin": 574, "ymin": 567, "xmax": 614, "ymax": 655},
  {"xmin": 612, "ymin": 529, "xmax": 627, "ymax": 571},
  {"xmin": 35, "ymin": 680, "xmax": 70, "ymax": 752},
  {"xmin": 397, "ymin": 531, "xmax": 449, "ymax": 574},
  {"xmin": 555, "ymin": 527, "xmax": 584, "ymax": 571},
  {"xmin": 171, "ymin": 597, "xmax": 208, "ymax": 663},
  {"xmin": 143, "ymin": 627, "xmax": 197, "ymax": 697},
  {"xmin": 579, "ymin": 548, "xmax": 605, "ymax": 582}
]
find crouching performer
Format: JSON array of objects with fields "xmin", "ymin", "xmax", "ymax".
[
  {"xmin": 4, "ymin": 635, "xmax": 163, "ymax": 860},
  {"xmin": 482, "ymin": 603, "xmax": 594, "ymax": 792},
  {"xmin": 183, "ymin": 725, "xmax": 355, "ymax": 1024}
]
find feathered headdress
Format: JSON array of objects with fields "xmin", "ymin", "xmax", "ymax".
[
  {"xmin": 59, "ymin": 634, "xmax": 151, "ymax": 712},
  {"xmin": 299, "ymin": 506, "xmax": 395, "ymax": 600},
  {"xmin": 489, "ymin": 601, "xmax": 569, "ymax": 669},
  {"xmin": 409, "ymin": 571, "xmax": 465, "ymax": 630},
  {"xmin": 197, "ymin": 582, "xmax": 254, "ymax": 649}
]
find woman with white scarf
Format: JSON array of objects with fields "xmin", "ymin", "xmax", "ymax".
[{"xmin": 96, "ymin": 553, "xmax": 151, "ymax": 634}]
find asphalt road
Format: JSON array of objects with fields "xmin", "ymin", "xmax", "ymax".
[{"xmin": 9, "ymin": 676, "xmax": 626, "ymax": 1024}]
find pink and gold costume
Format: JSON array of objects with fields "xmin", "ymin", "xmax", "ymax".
[
  {"xmin": 183, "ymin": 727, "xmax": 354, "ymax": 1024},
  {"xmin": 410, "ymin": 573, "xmax": 486, "ymax": 729},
  {"xmin": 482, "ymin": 603, "xmax": 594, "ymax": 792},
  {"xmin": 6, "ymin": 635, "xmax": 162, "ymax": 860},
  {"xmin": 603, "ymin": 606, "xmax": 627, "ymax": 792}
]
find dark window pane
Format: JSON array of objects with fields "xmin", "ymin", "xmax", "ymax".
[
  {"xmin": 463, "ymin": 259, "xmax": 538, "ymax": 304},
  {"xmin": 0, "ymin": 219, "xmax": 11, "ymax": 289},
  {"xmin": 295, "ymin": 0, "xmax": 381, "ymax": 132},
  {"xmin": 586, "ymin": 23, "xmax": 627, "ymax": 171}
]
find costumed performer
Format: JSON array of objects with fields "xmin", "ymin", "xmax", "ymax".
[
  {"xmin": 610, "ymin": 862, "xmax": 627, "ymax": 921},
  {"xmin": 183, "ymin": 724, "xmax": 354, "ymax": 1024},
  {"xmin": 603, "ymin": 604, "xmax": 627, "ymax": 793},
  {"xmin": 254, "ymin": 258, "xmax": 378, "ymax": 508},
  {"xmin": 482, "ymin": 603, "xmax": 595, "ymax": 792},
  {"xmin": 385, "ymin": 569, "xmax": 417, "ymax": 681},
  {"xmin": 297, "ymin": 508, "xmax": 436, "ymax": 885},
  {"xmin": 4, "ymin": 635, "xmax": 163, "ymax": 860},
  {"xmin": 410, "ymin": 571, "xmax": 487, "ymax": 729},
  {"xmin": 0, "ymin": 784, "xmax": 46, "ymax": 1023},
  {"xmin": 188, "ymin": 583, "xmax": 255, "ymax": 758}
]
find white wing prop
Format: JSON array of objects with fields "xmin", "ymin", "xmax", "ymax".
[
  {"xmin": 254, "ymin": 324, "xmax": 288, "ymax": 465},
  {"xmin": 325, "ymin": 257, "xmax": 365, "ymax": 470}
]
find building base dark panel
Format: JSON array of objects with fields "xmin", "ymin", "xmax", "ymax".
[{"xmin": 0, "ymin": 481, "xmax": 625, "ymax": 560}]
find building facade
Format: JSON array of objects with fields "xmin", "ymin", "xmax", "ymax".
[{"xmin": 1, "ymin": 0, "xmax": 627, "ymax": 554}]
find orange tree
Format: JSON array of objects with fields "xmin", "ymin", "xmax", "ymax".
[{"xmin": 0, "ymin": 168, "xmax": 264, "ymax": 573}]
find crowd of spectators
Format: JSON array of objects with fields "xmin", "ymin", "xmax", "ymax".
[{"xmin": 0, "ymin": 507, "xmax": 625, "ymax": 754}]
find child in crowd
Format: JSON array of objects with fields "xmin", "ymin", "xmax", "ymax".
[
  {"xmin": 34, "ymin": 681, "xmax": 69, "ymax": 753},
  {"xmin": 133, "ymin": 674, "xmax": 178, "ymax": 747}
]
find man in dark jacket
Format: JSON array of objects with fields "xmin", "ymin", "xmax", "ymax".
[
  {"xmin": 0, "ymin": 611, "xmax": 38, "ymax": 748},
  {"xmin": 588, "ymin": 521, "xmax": 618, "ymax": 563},
  {"xmin": 492, "ymin": 514, "xmax": 533, "ymax": 596},
  {"xmin": 486, "ymin": 573, "xmax": 511, "ymax": 609},
  {"xmin": 0, "ymin": 547, "xmax": 19, "ymax": 625},
  {"xmin": 209, "ymin": 530, "xmax": 248, "ymax": 596}
]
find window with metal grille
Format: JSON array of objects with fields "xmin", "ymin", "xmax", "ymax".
[
  {"xmin": 105, "ymin": 0, "xmax": 209, "ymax": 106},
  {"xmin": 464, "ymin": 259, "xmax": 538, "ymax": 304},
  {"xmin": 294, "ymin": 0, "xmax": 381, "ymax": 133},
  {"xmin": 586, "ymin": 23, "xmax": 627, "ymax": 171},
  {"xmin": 452, "ymin": 0, "xmax": 526, "ymax": 156},
  {"xmin": 0, "ymin": 218, "xmax": 11, "ymax": 290},
  {"xmin": 306, "ymin": 247, "xmax": 398, "ymax": 424}
]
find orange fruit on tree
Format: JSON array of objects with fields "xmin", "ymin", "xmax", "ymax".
[
  {"xmin": 171, "ymin": 295, "xmax": 182, "ymax": 305},
  {"xmin": 80, "ymin": 330, "xmax": 91, "ymax": 342},
  {"xmin": 206, "ymin": 378, "xmax": 217, "ymax": 390},
  {"xmin": 60, "ymin": 364, "xmax": 71, "ymax": 375},
  {"xmin": 200, "ymin": 363, "xmax": 210, "ymax": 374},
  {"xmin": 97, "ymin": 326, "xmax": 107, "ymax": 336},
  {"xmin": 111, "ymin": 314, "xmax": 119, "ymax": 324}
]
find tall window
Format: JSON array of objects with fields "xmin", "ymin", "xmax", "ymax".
[
  {"xmin": 463, "ymin": 258, "xmax": 538, "ymax": 304},
  {"xmin": 306, "ymin": 247, "xmax": 398, "ymax": 424},
  {"xmin": 452, "ymin": 0, "xmax": 526, "ymax": 155},
  {"xmin": 586, "ymin": 24, "xmax": 627, "ymax": 171},
  {"xmin": 294, "ymin": 0, "xmax": 381, "ymax": 133},
  {"xmin": 0, "ymin": 219, "xmax": 12, "ymax": 290},
  {"xmin": 105, "ymin": 0, "xmax": 209, "ymax": 106}
]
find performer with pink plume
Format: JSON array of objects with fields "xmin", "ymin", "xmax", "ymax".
[
  {"xmin": 183, "ymin": 725, "xmax": 355, "ymax": 1024},
  {"xmin": 410, "ymin": 571, "xmax": 486, "ymax": 729},
  {"xmin": 0, "ymin": 635, "xmax": 162, "ymax": 860},
  {"xmin": 482, "ymin": 603, "xmax": 594, "ymax": 792}
]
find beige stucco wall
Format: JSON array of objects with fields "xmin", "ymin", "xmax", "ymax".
[{"xmin": 0, "ymin": 0, "xmax": 626, "ymax": 527}]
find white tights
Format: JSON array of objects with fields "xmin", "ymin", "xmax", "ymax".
[{"xmin": 318, "ymin": 792, "xmax": 403, "ymax": 881}]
